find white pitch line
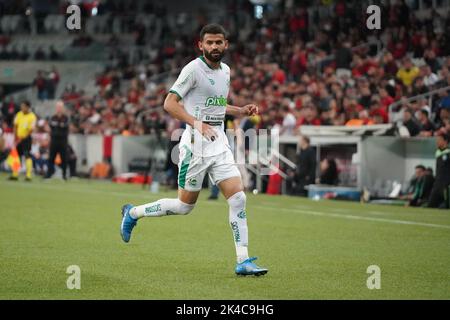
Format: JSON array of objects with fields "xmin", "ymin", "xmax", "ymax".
[
  {"xmin": 2, "ymin": 180, "xmax": 450, "ymax": 230},
  {"xmin": 252, "ymin": 205, "xmax": 450, "ymax": 230}
]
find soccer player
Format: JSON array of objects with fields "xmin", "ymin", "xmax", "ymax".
[
  {"xmin": 10, "ymin": 100, "xmax": 37, "ymax": 181},
  {"xmin": 120, "ymin": 24, "xmax": 268, "ymax": 276}
]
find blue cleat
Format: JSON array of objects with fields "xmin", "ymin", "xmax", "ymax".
[
  {"xmin": 120, "ymin": 204, "xmax": 137, "ymax": 243},
  {"xmin": 235, "ymin": 257, "xmax": 268, "ymax": 276}
]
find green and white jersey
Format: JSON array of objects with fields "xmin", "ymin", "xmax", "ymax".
[{"xmin": 170, "ymin": 56, "xmax": 231, "ymax": 157}]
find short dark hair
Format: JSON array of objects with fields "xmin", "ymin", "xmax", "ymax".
[
  {"xmin": 21, "ymin": 100, "xmax": 31, "ymax": 108},
  {"xmin": 420, "ymin": 109, "xmax": 429, "ymax": 117},
  {"xmin": 439, "ymin": 132, "xmax": 450, "ymax": 142},
  {"xmin": 415, "ymin": 164, "xmax": 425, "ymax": 171},
  {"xmin": 302, "ymin": 136, "xmax": 310, "ymax": 145},
  {"xmin": 200, "ymin": 23, "xmax": 228, "ymax": 41}
]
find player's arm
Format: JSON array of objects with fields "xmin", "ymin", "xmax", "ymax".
[
  {"xmin": 13, "ymin": 115, "xmax": 20, "ymax": 144},
  {"xmin": 164, "ymin": 93, "xmax": 217, "ymax": 141},
  {"xmin": 226, "ymin": 103, "xmax": 259, "ymax": 117}
]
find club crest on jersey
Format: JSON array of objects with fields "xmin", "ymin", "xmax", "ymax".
[
  {"xmin": 205, "ymin": 96, "xmax": 227, "ymax": 108},
  {"xmin": 208, "ymin": 78, "xmax": 215, "ymax": 85}
]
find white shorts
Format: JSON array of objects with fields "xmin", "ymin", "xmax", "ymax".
[{"xmin": 178, "ymin": 146, "xmax": 241, "ymax": 192}]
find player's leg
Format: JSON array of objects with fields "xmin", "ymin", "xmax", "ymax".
[
  {"xmin": 120, "ymin": 146, "xmax": 207, "ymax": 243},
  {"xmin": 120, "ymin": 189, "xmax": 199, "ymax": 243},
  {"xmin": 45, "ymin": 142, "xmax": 58, "ymax": 178},
  {"xmin": 427, "ymin": 186, "xmax": 443, "ymax": 208},
  {"xmin": 211, "ymin": 151, "xmax": 268, "ymax": 276},
  {"xmin": 130, "ymin": 189, "xmax": 198, "ymax": 219},
  {"xmin": 218, "ymin": 176, "xmax": 247, "ymax": 260},
  {"xmin": 23, "ymin": 137, "xmax": 33, "ymax": 180},
  {"xmin": 58, "ymin": 143, "xmax": 67, "ymax": 180},
  {"xmin": 128, "ymin": 151, "xmax": 206, "ymax": 218}
]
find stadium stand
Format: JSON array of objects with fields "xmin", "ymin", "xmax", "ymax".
[{"xmin": 1, "ymin": 0, "xmax": 450, "ymax": 201}]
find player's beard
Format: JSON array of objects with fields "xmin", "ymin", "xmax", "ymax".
[{"xmin": 204, "ymin": 49, "xmax": 225, "ymax": 63}]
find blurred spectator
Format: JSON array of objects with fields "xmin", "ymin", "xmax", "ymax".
[
  {"xmin": 404, "ymin": 165, "xmax": 433, "ymax": 207},
  {"xmin": 45, "ymin": 101, "xmax": 69, "ymax": 180},
  {"xmin": 90, "ymin": 157, "xmax": 113, "ymax": 179},
  {"xmin": 31, "ymin": 119, "xmax": 50, "ymax": 176},
  {"xmin": 418, "ymin": 109, "xmax": 435, "ymax": 137},
  {"xmin": 402, "ymin": 108, "xmax": 421, "ymax": 137},
  {"xmin": 422, "ymin": 65, "xmax": 439, "ymax": 87},
  {"xmin": 428, "ymin": 133, "xmax": 450, "ymax": 208},
  {"xmin": 19, "ymin": 45, "xmax": 29, "ymax": 60},
  {"xmin": 335, "ymin": 41, "xmax": 353, "ymax": 78},
  {"xmin": 295, "ymin": 136, "xmax": 316, "ymax": 196},
  {"xmin": 47, "ymin": 67, "xmax": 60, "ymax": 99},
  {"xmin": 317, "ymin": 158, "xmax": 339, "ymax": 185},
  {"xmin": 397, "ymin": 58, "xmax": 420, "ymax": 87},
  {"xmin": 1, "ymin": 97, "xmax": 19, "ymax": 128},
  {"xmin": 33, "ymin": 70, "xmax": 47, "ymax": 100},
  {"xmin": 49, "ymin": 46, "xmax": 61, "ymax": 60},
  {"xmin": 34, "ymin": 46, "xmax": 46, "ymax": 60},
  {"xmin": 280, "ymin": 106, "xmax": 296, "ymax": 136}
]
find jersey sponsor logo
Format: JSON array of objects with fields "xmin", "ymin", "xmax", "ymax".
[
  {"xmin": 205, "ymin": 96, "xmax": 227, "ymax": 108},
  {"xmin": 204, "ymin": 115, "xmax": 224, "ymax": 122},
  {"xmin": 145, "ymin": 203, "xmax": 161, "ymax": 214}
]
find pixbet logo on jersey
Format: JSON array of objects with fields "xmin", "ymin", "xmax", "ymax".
[{"xmin": 205, "ymin": 96, "xmax": 227, "ymax": 108}]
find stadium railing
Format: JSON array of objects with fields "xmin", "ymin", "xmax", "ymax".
[{"xmin": 388, "ymin": 85, "xmax": 450, "ymax": 125}]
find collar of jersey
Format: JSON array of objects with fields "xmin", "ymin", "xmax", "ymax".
[{"xmin": 198, "ymin": 55, "xmax": 222, "ymax": 70}]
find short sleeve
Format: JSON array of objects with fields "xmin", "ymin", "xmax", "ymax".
[
  {"xmin": 169, "ymin": 62, "xmax": 196, "ymax": 100},
  {"xmin": 13, "ymin": 113, "xmax": 20, "ymax": 126}
]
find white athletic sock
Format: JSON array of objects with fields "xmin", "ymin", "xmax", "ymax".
[
  {"xmin": 227, "ymin": 191, "xmax": 249, "ymax": 264},
  {"xmin": 130, "ymin": 198, "xmax": 194, "ymax": 219}
]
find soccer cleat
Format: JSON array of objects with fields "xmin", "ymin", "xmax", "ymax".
[
  {"xmin": 120, "ymin": 204, "xmax": 137, "ymax": 243},
  {"xmin": 235, "ymin": 257, "xmax": 268, "ymax": 276},
  {"xmin": 8, "ymin": 176, "xmax": 18, "ymax": 181}
]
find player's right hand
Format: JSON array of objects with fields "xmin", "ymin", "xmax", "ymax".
[{"xmin": 194, "ymin": 122, "xmax": 218, "ymax": 141}]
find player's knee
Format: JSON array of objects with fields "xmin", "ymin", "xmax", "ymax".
[
  {"xmin": 227, "ymin": 191, "xmax": 246, "ymax": 210},
  {"xmin": 177, "ymin": 200, "xmax": 195, "ymax": 215}
]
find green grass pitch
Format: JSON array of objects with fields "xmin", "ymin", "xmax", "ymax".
[{"xmin": 0, "ymin": 174, "xmax": 449, "ymax": 299}]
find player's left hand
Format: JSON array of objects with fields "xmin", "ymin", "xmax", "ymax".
[{"xmin": 241, "ymin": 104, "xmax": 259, "ymax": 117}]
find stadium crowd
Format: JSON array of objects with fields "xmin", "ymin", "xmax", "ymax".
[
  {"xmin": 0, "ymin": 1, "xmax": 449, "ymax": 207},
  {"xmin": 1, "ymin": 1, "xmax": 450, "ymax": 139}
]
